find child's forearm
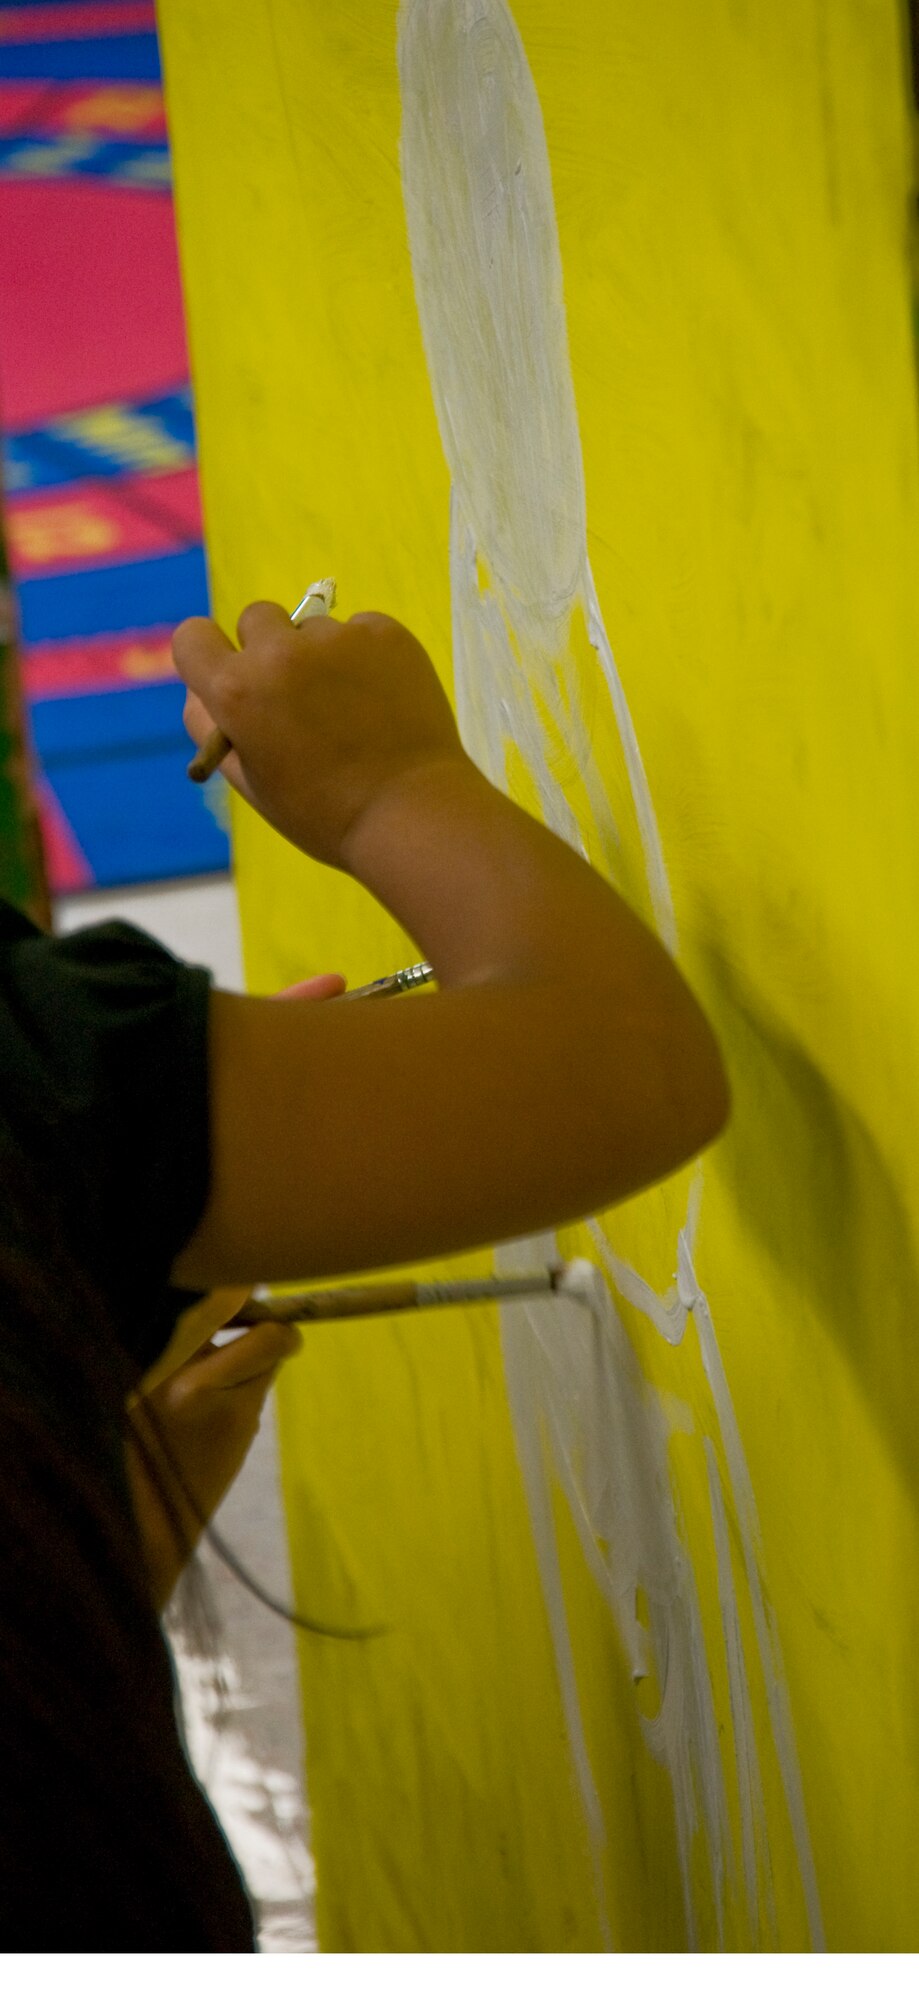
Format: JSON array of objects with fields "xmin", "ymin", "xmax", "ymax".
[
  {"xmin": 342, "ymin": 754, "xmax": 728, "ymax": 1125},
  {"xmin": 173, "ymin": 606, "xmax": 729, "ymax": 1289}
]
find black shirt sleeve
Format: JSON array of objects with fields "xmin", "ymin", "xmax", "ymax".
[{"xmin": 0, "ymin": 903, "xmax": 213, "ymax": 1373}]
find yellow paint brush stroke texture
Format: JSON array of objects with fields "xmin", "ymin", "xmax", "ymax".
[{"xmin": 158, "ymin": 0, "xmax": 919, "ymax": 1949}]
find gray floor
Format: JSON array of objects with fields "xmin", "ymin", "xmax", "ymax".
[{"xmin": 57, "ymin": 875, "xmax": 316, "ymax": 1952}]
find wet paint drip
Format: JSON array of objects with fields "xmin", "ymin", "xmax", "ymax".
[{"xmin": 398, "ymin": 0, "xmax": 822, "ymax": 1950}]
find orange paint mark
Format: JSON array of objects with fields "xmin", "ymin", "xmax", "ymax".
[
  {"xmin": 61, "ymin": 87, "xmax": 164, "ymax": 135},
  {"xmin": 120, "ymin": 639, "xmax": 176, "ymax": 680},
  {"xmin": 8, "ymin": 501, "xmax": 118, "ymax": 565}
]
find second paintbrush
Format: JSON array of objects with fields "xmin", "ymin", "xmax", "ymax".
[{"xmin": 225, "ymin": 1266, "xmax": 593, "ymax": 1327}]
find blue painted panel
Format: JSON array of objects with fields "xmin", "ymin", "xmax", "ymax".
[
  {"xmin": 0, "ymin": 134, "xmax": 170, "ymax": 186},
  {"xmin": 3, "ymin": 388, "xmax": 196, "ymax": 492},
  {"xmin": 32, "ymin": 682, "xmax": 229, "ymax": 885},
  {"xmin": 16, "ymin": 544, "xmax": 208, "ymax": 643},
  {"xmin": 0, "ymin": 35, "xmax": 161, "ymax": 82},
  {"xmin": 41, "ymin": 752, "xmax": 229, "ymax": 885},
  {"xmin": 30, "ymin": 676, "xmax": 188, "ymax": 757}
]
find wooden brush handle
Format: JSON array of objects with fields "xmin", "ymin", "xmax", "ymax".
[
  {"xmin": 227, "ymin": 1283, "xmax": 420, "ymax": 1326},
  {"xmin": 188, "ymin": 725, "xmax": 233, "ymax": 784}
]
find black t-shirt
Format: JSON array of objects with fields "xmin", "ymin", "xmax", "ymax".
[{"xmin": 0, "ymin": 899, "xmax": 255, "ymax": 1951}]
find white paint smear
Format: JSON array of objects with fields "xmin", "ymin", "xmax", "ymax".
[{"xmin": 398, "ymin": 0, "xmax": 822, "ymax": 1950}]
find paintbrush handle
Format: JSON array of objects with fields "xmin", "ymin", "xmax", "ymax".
[
  {"xmin": 229, "ymin": 1284, "xmax": 423, "ymax": 1325},
  {"xmin": 188, "ymin": 726, "xmax": 232, "ymax": 783},
  {"xmin": 226, "ymin": 1269, "xmax": 559, "ymax": 1327}
]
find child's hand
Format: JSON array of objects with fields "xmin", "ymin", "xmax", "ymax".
[
  {"xmin": 127, "ymin": 965, "xmax": 344, "ymax": 1610},
  {"xmin": 174, "ymin": 600, "xmax": 467, "ymax": 870},
  {"xmin": 125, "ymin": 1319, "xmax": 301, "ymax": 1612}
]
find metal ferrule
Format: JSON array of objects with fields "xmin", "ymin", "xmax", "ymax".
[{"xmin": 395, "ymin": 961, "xmax": 435, "ymax": 991}]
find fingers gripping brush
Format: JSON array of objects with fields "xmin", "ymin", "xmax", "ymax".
[{"xmin": 187, "ymin": 578, "xmax": 337, "ymax": 784}]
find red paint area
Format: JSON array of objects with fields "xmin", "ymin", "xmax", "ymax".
[
  {"xmin": 35, "ymin": 776, "xmax": 93, "ymax": 892},
  {"xmin": 0, "ymin": 182, "xmax": 187, "ymax": 426},
  {"xmin": 7, "ymin": 468, "xmax": 202, "ymax": 576},
  {"xmin": 0, "ymin": 81, "xmax": 165, "ymax": 137},
  {"xmin": 24, "ymin": 627, "xmax": 178, "ymax": 698},
  {"xmin": 0, "ymin": 5, "xmax": 154, "ymax": 41},
  {"xmin": 0, "ymin": 83, "xmax": 47, "ymax": 132}
]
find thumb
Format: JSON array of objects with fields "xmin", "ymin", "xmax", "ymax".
[{"xmin": 188, "ymin": 1320, "xmax": 303, "ymax": 1391}]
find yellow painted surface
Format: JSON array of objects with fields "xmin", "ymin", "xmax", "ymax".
[{"xmin": 158, "ymin": 0, "xmax": 919, "ymax": 1949}]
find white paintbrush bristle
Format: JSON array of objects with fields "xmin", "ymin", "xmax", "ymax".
[{"xmin": 553, "ymin": 1257, "xmax": 603, "ymax": 1308}]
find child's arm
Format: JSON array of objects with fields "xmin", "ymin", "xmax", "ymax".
[{"xmin": 171, "ymin": 602, "xmax": 729, "ymax": 1288}]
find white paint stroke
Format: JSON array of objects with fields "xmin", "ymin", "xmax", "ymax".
[
  {"xmin": 704, "ymin": 1437, "xmax": 775, "ymax": 1944},
  {"xmin": 499, "ymin": 1238, "xmax": 730, "ymax": 1950},
  {"xmin": 398, "ymin": 0, "xmax": 822, "ymax": 1950}
]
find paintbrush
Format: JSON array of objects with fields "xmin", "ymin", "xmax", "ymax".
[
  {"xmin": 276, "ymin": 960, "xmax": 434, "ymax": 1003},
  {"xmin": 187, "ymin": 577, "xmax": 337, "ymax": 784},
  {"xmin": 338, "ymin": 960, "xmax": 434, "ymax": 1001},
  {"xmin": 225, "ymin": 1263, "xmax": 595, "ymax": 1328}
]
